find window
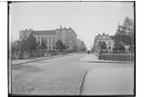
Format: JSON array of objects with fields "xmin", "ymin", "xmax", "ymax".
[
  {"xmin": 38, "ymin": 37, "xmax": 40, "ymax": 39},
  {"xmin": 45, "ymin": 40, "xmax": 47, "ymax": 44},
  {"xmin": 53, "ymin": 40, "xmax": 55, "ymax": 44},
  {"xmin": 38, "ymin": 41, "xmax": 40, "ymax": 44},
  {"xmin": 49, "ymin": 40, "xmax": 51, "ymax": 44},
  {"xmin": 49, "ymin": 46, "xmax": 51, "ymax": 49},
  {"xmin": 45, "ymin": 37, "xmax": 47, "ymax": 39},
  {"xmin": 49, "ymin": 37, "xmax": 51, "ymax": 40},
  {"xmin": 109, "ymin": 47, "xmax": 111, "ymax": 49}
]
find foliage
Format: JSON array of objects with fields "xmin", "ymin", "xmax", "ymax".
[
  {"xmin": 113, "ymin": 40, "xmax": 125, "ymax": 53},
  {"xmin": 27, "ymin": 33, "xmax": 37, "ymax": 51},
  {"xmin": 21, "ymin": 33, "xmax": 37, "ymax": 52},
  {"xmin": 115, "ymin": 17, "xmax": 134, "ymax": 47},
  {"xmin": 98, "ymin": 41, "xmax": 107, "ymax": 52},
  {"xmin": 72, "ymin": 45, "xmax": 77, "ymax": 52},
  {"xmin": 40, "ymin": 39, "xmax": 47, "ymax": 50},
  {"xmin": 11, "ymin": 40, "xmax": 21, "ymax": 53},
  {"xmin": 55, "ymin": 40, "xmax": 66, "ymax": 52}
]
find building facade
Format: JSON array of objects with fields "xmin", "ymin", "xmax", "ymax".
[
  {"xmin": 19, "ymin": 29, "xmax": 33, "ymax": 40},
  {"xmin": 76, "ymin": 39, "xmax": 87, "ymax": 51},
  {"xmin": 56, "ymin": 26, "xmax": 77, "ymax": 50},
  {"xmin": 19, "ymin": 26, "xmax": 78, "ymax": 50},
  {"xmin": 93, "ymin": 33, "xmax": 115, "ymax": 52}
]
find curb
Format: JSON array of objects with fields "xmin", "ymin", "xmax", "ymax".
[
  {"xmin": 12, "ymin": 53, "xmax": 75, "ymax": 66},
  {"xmin": 77, "ymin": 70, "xmax": 88, "ymax": 95},
  {"xmin": 85, "ymin": 60, "xmax": 132, "ymax": 64}
]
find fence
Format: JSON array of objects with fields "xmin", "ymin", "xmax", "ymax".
[
  {"xmin": 11, "ymin": 50, "xmax": 60, "ymax": 60},
  {"xmin": 11, "ymin": 49, "xmax": 75, "ymax": 60},
  {"xmin": 99, "ymin": 53, "xmax": 134, "ymax": 62}
]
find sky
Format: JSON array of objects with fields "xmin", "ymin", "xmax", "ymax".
[{"xmin": 9, "ymin": 2, "xmax": 134, "ymax": 50}]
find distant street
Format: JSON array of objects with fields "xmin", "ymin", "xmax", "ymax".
[{"xmin": 12, "ymin": 53, "xmax": 134, "ymax": 95}]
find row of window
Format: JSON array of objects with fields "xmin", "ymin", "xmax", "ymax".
[
  {"xmin": 48, "ymin": 46, "xmax": 55, "ymax": 49},
  {"xmin": 37, "ymin": 40, "xmax": 55, "ymax": 44},
  {"xmin": 37, "ymin": 37, "xmax": 55, "ymax": 40}
]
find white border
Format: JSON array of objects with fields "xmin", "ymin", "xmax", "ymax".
[{"xmin": 0, "ymin": 1, "xmax": 145, "ymax": 97}]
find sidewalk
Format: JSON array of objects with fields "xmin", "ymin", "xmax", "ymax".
[
  {"xmin": 82, "ymin": 67, "xmax": 134, "ymax": 95},
  {"xmin": 80, "ymin": 54, "xmax": 132, "ymax": 64},
  {"xmin": 12, "ymin": 53, "xmax": 74, "ymax": 65},
  {"xmin": 79, "ymin": 54, "xmax": 134, "ymax": 95},
  {"xmin": 80, "ymin": 54, "xmax": 99, "ymax": 62}
]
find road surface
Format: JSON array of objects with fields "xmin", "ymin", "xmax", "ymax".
[
  {"xmin": 12, "ymin": 53, "xmax": 87, "ymax": 95},
  {"xmin": 11, "ymin": 53, "xmax": 134, "ymax": 95}
]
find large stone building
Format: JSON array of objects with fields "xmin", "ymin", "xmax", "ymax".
[
  {"xmin": 19, "ymin": 29, "xmax": 33, "ymax": 40},
  {"xmin": 76, "ymin": 39, "xmax": 87, "ymax": 51},
  {"xmin": 55, "ymin": 26, "xmax": 77, "ymax": 50},
  {"xmin": 93, "ymin": 33, "xmax": 115, "ymax": 52},
  {"xmin": 19, "ymin": 26, "xmax": 78, "ymax": 50}
]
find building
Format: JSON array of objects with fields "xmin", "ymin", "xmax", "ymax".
[
  {"xmin": 56, "ymin": 26, "xmax": 77, "ymax": 50},
  {"xmin": 93, "ymin": 33, "xmax": 115, "ymax": 52},
  {"xmin": 19, "ymin": 26, "xmax": 78, "ymax": 50},
  {"xmin": 32, "ymin": 30, "xmax": 57, "ymax": 50},
  {"xmin": 76, "ymin": 39, "xmax": 87, "ymax": 51},
  {"xmin": 19, "ymin": 29, "xmax": 33, "ymax": 40}
]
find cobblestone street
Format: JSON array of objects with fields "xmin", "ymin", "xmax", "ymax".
[{"xmin": 12, "ymin": 54, "xmax": 87, "ymax": 95}]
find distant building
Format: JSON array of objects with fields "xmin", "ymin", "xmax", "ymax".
[
  {"xmin": 76, "ymin": 39, "xmax": 87, "ymax": 51},
  {"xmin": 32, "ymin": 30, "xmax": 57, "ymax": 50},
  {"xmin": 56, "ymin": 26, "xmax": 77, "ymax": 50},
  {"xmin": 19, "ymin": 26, "xmax": 78, "ymax": 50},
  {"xmin": 93, "ymin": 33, "xmax": 115, "ymax": 52},
  {"xmin": 19, "ymin": 29, "xmax": 33, "ymax": 40}
]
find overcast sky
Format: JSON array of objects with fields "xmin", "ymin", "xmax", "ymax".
[{"xmin": 9, "ymin": 2, "xmax": 134, "ymax": 50}]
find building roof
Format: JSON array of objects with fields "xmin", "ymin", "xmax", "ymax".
[{"xmin": 32, "ymin": 30, "xmax": 56, "ymax": 35}]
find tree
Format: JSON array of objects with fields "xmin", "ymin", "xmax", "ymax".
[
  {"xmin": 27, "ymin": 33, "xmax": 37, "ymax": 51},
  {"xmin": 73, "ymin": 45, "xmax": 77, "ymax": 52},
  {"xmin": 115, "ymin": 17, "xmax": 134, "ymax": 51},
  {"xmin": 40, "ymin": 39, "xmax": 47, "ymax": 50},
  {"xmin": 11, "ymin": 40, "xmax": 21, "ymax": 54},
  {"xmin": 22, "ymin": 39, "xmax": 29, "ymax": 51},
  {"xmin": 20, "ymin": 33, "xmax": 37, "ymax": 52},
  {"xmin": 113, "ymin": 40, "xmax": 125, "ymax": 53},
  {"xmin": 98, "ymin": 41, "xmax": 107, "ymax": 52},
  {"xmin": 55, "ymin": 40, "xmax": 66, "ymax": 52}
]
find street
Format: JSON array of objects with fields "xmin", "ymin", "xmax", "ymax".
[
  {"xmin": 12, "ymin": 53, "xmax": 134, "ymax": 95},
  {"xmin": 12, "ymin": 53, "xmax": 87, "ymax": 95}
]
